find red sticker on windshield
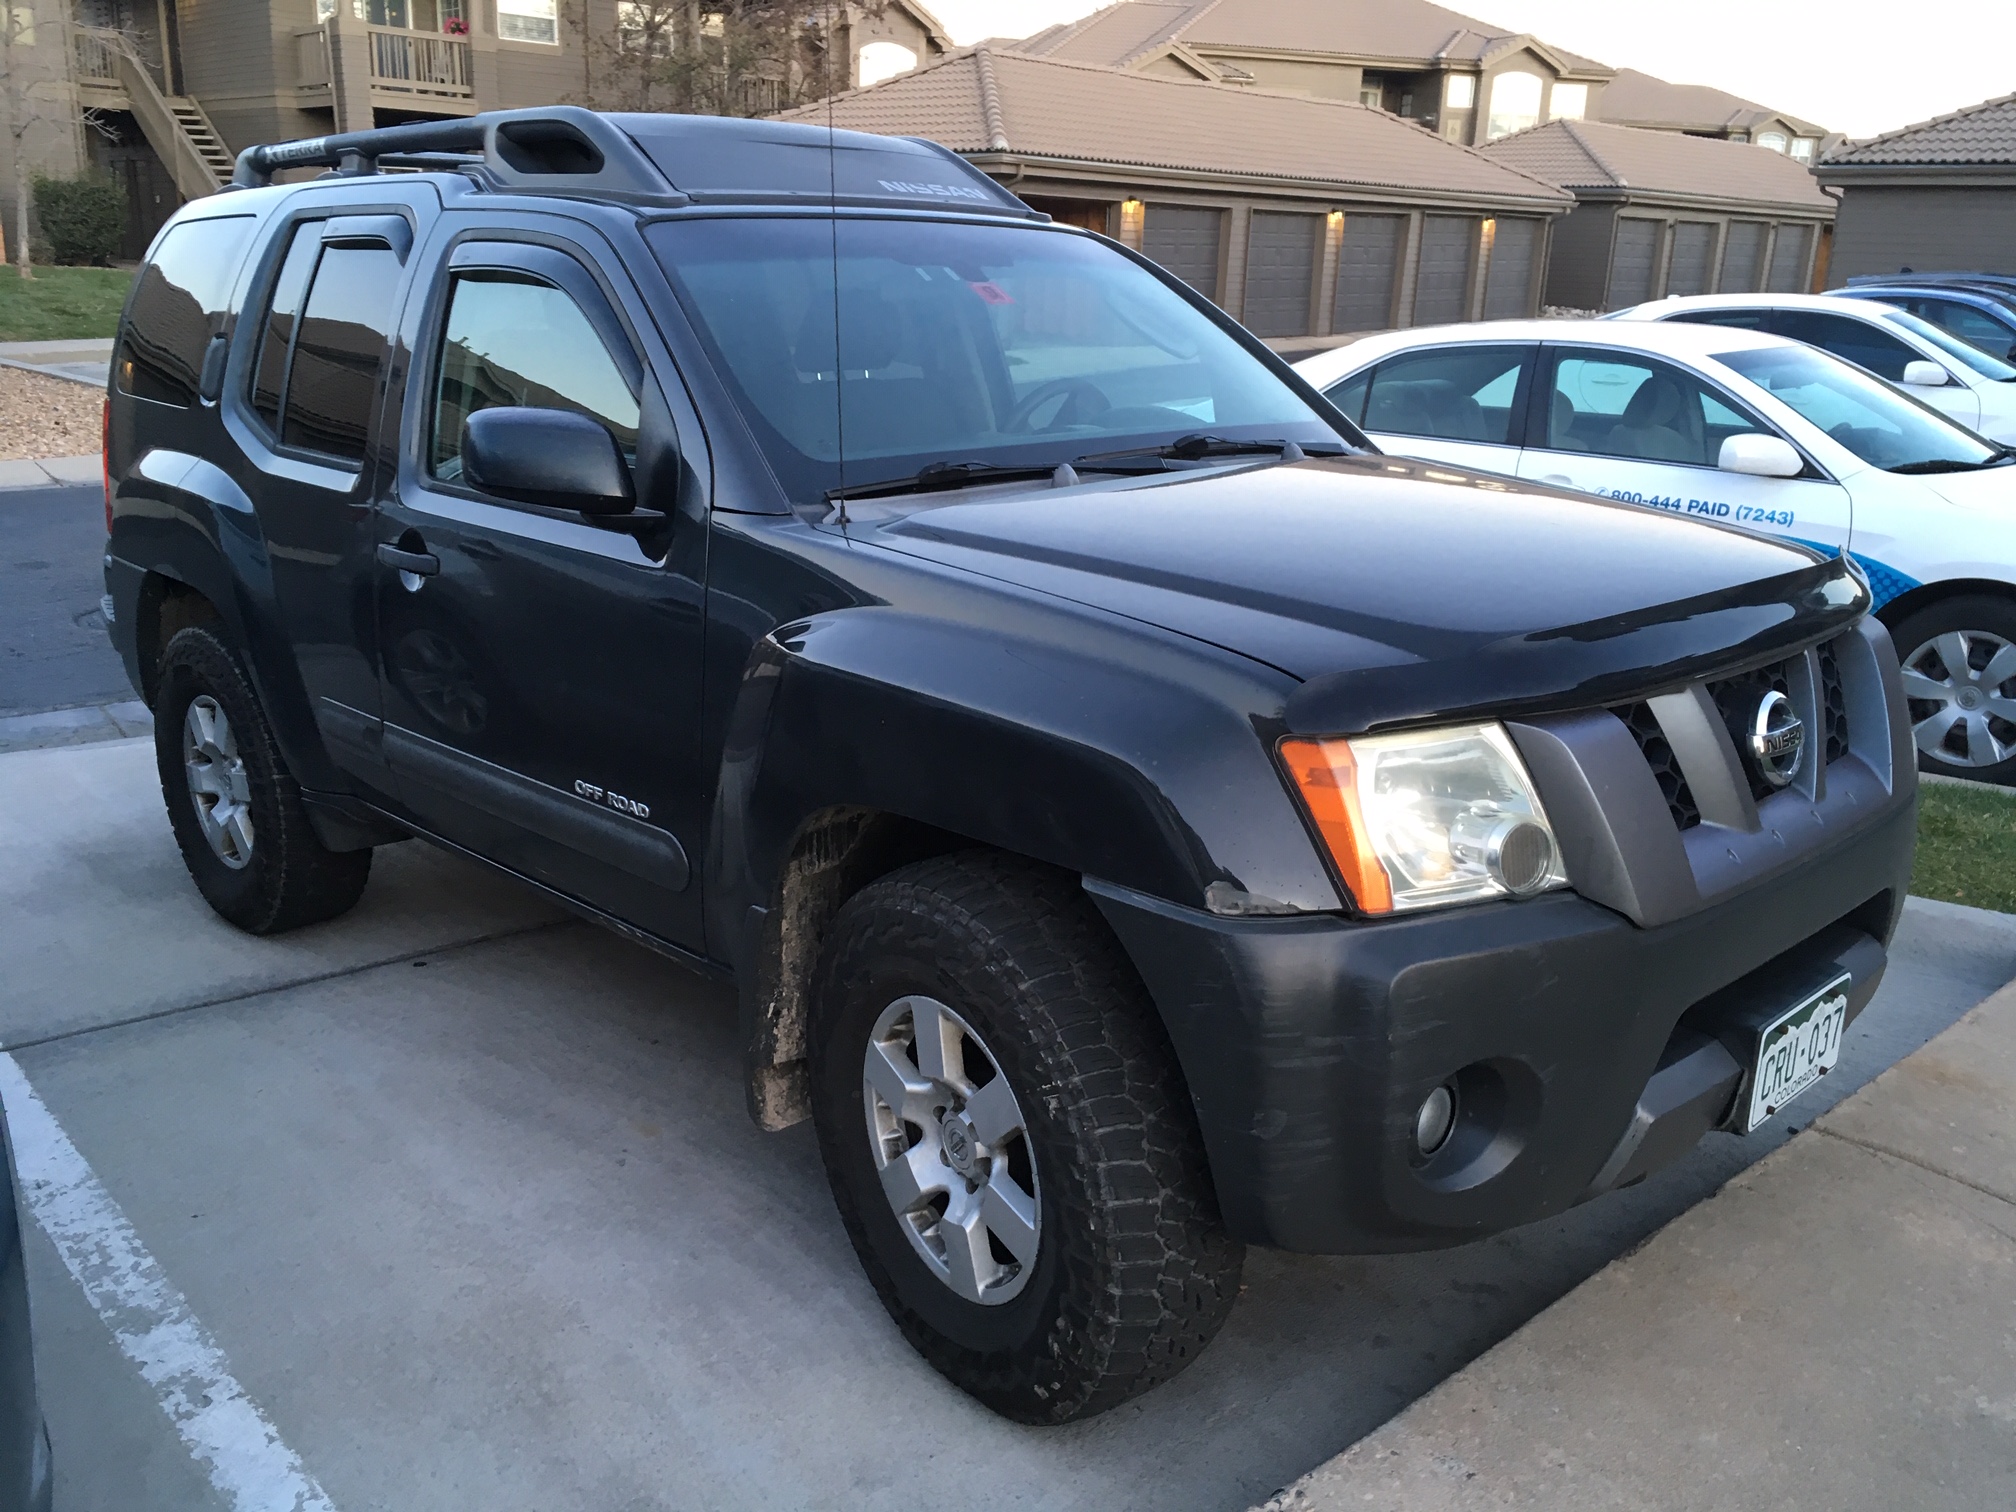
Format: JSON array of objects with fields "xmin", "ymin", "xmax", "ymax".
[{"xmin": 968, "ymin": 281, "xmax": 1014, "ymax": 304}]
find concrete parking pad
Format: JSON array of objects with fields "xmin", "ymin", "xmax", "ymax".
[
  {"xmin": 0, "ymin": 738, "xmax": 565, "ymax": 1047},
  {"xmin": 1263, "ymin": 982, "xmax": 2016, "ymax": 1512}
]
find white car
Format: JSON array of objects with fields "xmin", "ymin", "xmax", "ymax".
[
  {"xmin": 1609, "ymin": 292, "xmax": 2016, "ymax": 444},
  {"xmin": 1295, "ymin": 320, "xmax": 2016, "ymax": 781}
]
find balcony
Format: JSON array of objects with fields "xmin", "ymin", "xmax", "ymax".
[{"xmin": 366, "ymin": 27, "xmax": 475, "ymax": 103}]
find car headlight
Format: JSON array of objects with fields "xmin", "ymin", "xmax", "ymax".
[{"xmin": 1280, "ymin": 723, "xmax": 1568, "ymax": 914}]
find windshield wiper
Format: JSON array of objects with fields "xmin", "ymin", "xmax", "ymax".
[
  {"xmin": 826, "ymin": 459, "xmax": 1078, "ymax": 504},
  {"xmin": 1074, "ymin": 433, "xmax": 1337, "ymax": 469},
  {"xmin": 1889, "ymin": 446, "xmax": 2016, "ymax": 475}
]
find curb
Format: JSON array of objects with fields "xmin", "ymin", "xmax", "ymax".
[
  {"xmin": 0, "ymin": 699, "xmax": 151, "ymax": 755},
  {"xmin": 0, "ymin": 454, "xmax": 100, "ymax": 491},
  {"xmin": 0, "ymin": 354, "xmax": 105, "ymax": 388}
]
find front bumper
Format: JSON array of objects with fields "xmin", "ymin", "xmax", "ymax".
[{"xmin": 1088, "ymin": 769, "xmax": 1915, "ymax": 1255}]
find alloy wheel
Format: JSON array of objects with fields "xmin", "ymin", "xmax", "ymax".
[
  {"xmin": 861, "ymin": 995, "xmax": 1040, "ymax": 1305},
  {"xmin": 182, "ymin": 694, "xmax": 255, "ymax": 868}
]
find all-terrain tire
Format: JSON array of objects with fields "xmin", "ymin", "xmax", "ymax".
[
  {"xmin": 155, "ymin": 624, "xmax": 372, "ymax": 933},
  {"xmin": 808, "ymin": 851, "xmax": 1243, "ymax": 1424},
  {"xmin": 1889, "ymin": 594, "xmax": 2016, "ymax": 785}
]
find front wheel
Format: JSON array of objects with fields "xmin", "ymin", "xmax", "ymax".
[
  {"xmin": 1891, "ymin": 595, "xmax": 2016, "ymax": 784},
  {"xmin": 808, "ymin": 853, "xmax": 1242, "ymax": 1424}
]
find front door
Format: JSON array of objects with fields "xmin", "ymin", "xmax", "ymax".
[
  {"xmin": 1516, "ymin": 345, "xmax": 1853, "ymax": 556},
  {"xmin": 373, "ymin": 225, "xmax": 710, "ymax": 947}
]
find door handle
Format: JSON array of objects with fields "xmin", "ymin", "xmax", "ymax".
[{"xmin": 376, "ymin": 542, "xmax": 439, "ymax": 577}]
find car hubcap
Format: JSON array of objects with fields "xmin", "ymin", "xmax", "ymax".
[
  {"xmin": 182, "ymin": 695, "xmax": 254, "ymax": 869},
  {"xmin": 861, "ymin": 995, "xmax": 1040, "ymax": 1305},
  {"xmin": 1902, "ymin": 630, "xmax": 2016, "ymax": 769}
]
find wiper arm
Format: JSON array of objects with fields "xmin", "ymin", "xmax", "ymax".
[
  {"xmin": 1889, "ymin": 446, "xmax": 2016, "ymax": 475},
  {"xmin": 826, "ymin": 459, "xmax": 1072, "ymax": 503},
  {"xmin": 1074, "ymin": 433, "xmax": 1332, "ymax": 468}
]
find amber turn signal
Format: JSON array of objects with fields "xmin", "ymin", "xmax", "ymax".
[{"xmin": 1278, "ymin": 737, "xmax": 1394, "ymax": 914}]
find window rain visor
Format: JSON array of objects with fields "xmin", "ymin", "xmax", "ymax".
[
  {"xmin": 1717, "ymin": 346, "xmax": 2004, "ymax": 473},
  {"xmin": 648, "ymin": 217, "xmax": 1338, "ymax": 503}
]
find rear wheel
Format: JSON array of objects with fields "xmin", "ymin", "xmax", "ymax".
[
  {"xmin": 1892, "ymin": 595, "xmax": 2016, "ymax": 784},
  {"xmin": 155, "ymin": 625, "xmax": 372, "ymax": 933},
  {"xmin": 808, "ymin": 852, "xmax": 1242, "ymax": 1424}
]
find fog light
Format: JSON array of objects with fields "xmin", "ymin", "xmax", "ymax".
[{"xmin": 1414, "ymin": 1083, "xmax": 1457, "ymax": 1155}]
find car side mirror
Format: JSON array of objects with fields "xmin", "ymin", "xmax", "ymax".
[
  {"xmin": 1901, "ymin": 359, "xmax": 1950, "ymax": 388},
  {"xmin": 462, "ymin": 407, "xmax": 635, "ymax": 517},
  {"xmin": 1718, "ymin": 433, "xmax": 1804, "ymax": 478}
]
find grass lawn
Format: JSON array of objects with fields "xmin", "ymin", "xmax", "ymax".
[
  {"xmin": 0, "ymin": 266, "xmax": 133, "ymax": 342},
  {"xmin": 1911, "ymin": 779, "xmax": 2016, "ymax": 913}
]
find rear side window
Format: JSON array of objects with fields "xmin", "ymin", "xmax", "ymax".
[
  {"xmin": 1358, "ymin": 346, "xmax": 1528, "ymax": 445},
  {"xmin": 247, "ymin": 237, "xmax": 403, "ymax": 462},
  {"xmin": 117, "ymin": 217, "xmax": 255, "ymax": 406}
]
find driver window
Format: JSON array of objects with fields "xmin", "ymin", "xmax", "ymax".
[
  {"xmin": 1545, "ymin": 351, "xmax": 1763, "ymax": 467},
  {"xmin": 1771, "ymin": 310, "xmax": 1919, "ymax": 383},
  {"xmin": 431, "ymin": 273, "xmax": 640, "ymax": 484},
  {"xmin": 1359, "ymin": 346, "xmax": 1528, "ymax": 444}
]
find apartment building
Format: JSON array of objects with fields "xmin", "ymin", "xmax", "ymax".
[{"xmin": 25, "ymin": 1, "xmax": 951, "ymax": 257}]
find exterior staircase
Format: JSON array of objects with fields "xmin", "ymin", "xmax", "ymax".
[
  {"xmin": 112, "ymin": 48, "xmax": 233, "ymax": 197},
  {"xmin": 165, "ymin": 99, "xmax": 237, "ymax": 188}
]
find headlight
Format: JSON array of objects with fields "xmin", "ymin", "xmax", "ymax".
[{"xmin": 1280, "ymin": 723, "xmax": 1568, "ymax": 914}]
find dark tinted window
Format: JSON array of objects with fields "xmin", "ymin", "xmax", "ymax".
[
  {"xmin": 250, "ymin": 225, "xmax": 321, "ymax": 432},
  {"xmin": 1324, "ymin": 371, "xmax": 1369, "ymax": 424},
  {"xmin": 431, "ymin": 274, "xmax": 640, "ymax": 483},
  {"xmin": 1669, "ymin": 308, "xmax": 1771, "ymax": 331},
  {"xmin": 1772, "ymin": 310, "xmax": 1921, "ymax": 382},
  {"xmin": 117, "ymin": 216, "xmax": 255, "ymax": 406},
  {"xmin": 1917, "ymin": 299, "xmax": 2016, "ymax": 357},
  {"xmin": 1361, "ymin": 346, "xmax": 1527, "ymax": 445},
  {"xmin": 281, "ymin": 245, "xmax": 403, "ymax": 461},
  {"xmin": 1544, "ymin": 350, "xmax": 1765, "ymax": 468}
]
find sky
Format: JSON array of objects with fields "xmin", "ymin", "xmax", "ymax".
[{"xmin": 920, "ymin": 0, "xmax": 2016, "ymax": 140}]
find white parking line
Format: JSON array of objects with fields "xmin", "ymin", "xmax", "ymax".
[{"xmin": 0, "ymin": 1054, "xmax": 338, "ymax": 1512}]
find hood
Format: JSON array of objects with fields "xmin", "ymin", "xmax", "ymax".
[
  {"xmin": 864, "ymin": 455, "xmax": 1866, "ymax": 733},
  {"xmin": 1915, "ymin": 461, "xmax": 2016, "ymax": 511}
]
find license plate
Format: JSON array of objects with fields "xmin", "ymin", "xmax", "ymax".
[{"xmin": 1743, "ymin": 973, "xmax": 1850, "ymax": 1132}]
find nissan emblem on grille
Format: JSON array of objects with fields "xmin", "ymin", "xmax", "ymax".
[{"xmin": 1748, "ymin": 689, "xmax": 1805, "ymax": 788}]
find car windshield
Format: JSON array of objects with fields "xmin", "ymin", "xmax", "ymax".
[
  {"xmin": 647, "ymin": 216, "xmax": 1343, "ymax": 502},
  {"xmin": 1717, "ymin": 345, "xmax": 2006, "ymax": 472},
  {"xmin": 1879, "ymin": 308, "xmax": 2016, "ymax": 381}
]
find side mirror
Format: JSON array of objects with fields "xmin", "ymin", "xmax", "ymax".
[
  {"xmin": 1901, "ymin": 359, "xmax": 1950, "ymax": 388},
  {"xmin": 1718, "ymin": 433, "xmax": 1804, "ymax": 478},
  {"xmin": 462, "ymin": 407, "xmax": 635, "ymax": 516}
]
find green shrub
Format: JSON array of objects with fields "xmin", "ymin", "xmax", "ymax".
[{"xmin": 32, "ymin": 173, "xmax": 127, "ymax": 266}]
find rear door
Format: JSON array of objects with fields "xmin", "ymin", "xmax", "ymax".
[
  {"xmin": 1515, "ymin": 344, "xmax": 1852, "ymax": 552},
  {"xmin": 372, "ymin": 217, "xmax": 713, "ymax": 947},
  {"xmin": 1323, "ymin": 342, "xmax": 1534, "ymax": 474}
]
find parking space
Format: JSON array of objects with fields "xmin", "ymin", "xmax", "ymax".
[{"xmin": 11, "ymin": 737, "xmax": 2016, "ymax": 1512}]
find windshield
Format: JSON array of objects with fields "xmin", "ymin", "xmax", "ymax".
[
  {"xmin": 1880, "ymin": 308, "xmax": 2016, "ymax": 381},
  {"xmin": 1716, "ymin": 345, "xmax": 2005, "ymax": 472},
  {"xmin": 647, "ymin": 216, "xmax": 1342, "ymax": 502}
]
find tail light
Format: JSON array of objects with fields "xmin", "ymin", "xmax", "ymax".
[{"xmin": 102, "ymin": 396, "xmax": 113, "ymax": 534}]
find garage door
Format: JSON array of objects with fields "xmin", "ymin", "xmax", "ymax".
[
  {"xmin": 1143, "ymin": 205, "xmax": 1223, "ymax": 302},
  {"xmin": 1666, "ymin": 221, "xmax": 1716, "ymax": 297},
  {"xmin": 1607, "ymin": 219, "xmax": 1660, "ymax": 309},
  {"xmin": 1481, "ymin": 217, "xmax": 1541, "ymax": 319},
  {"xmin": 1332, "ymin": 212, "xmax": 1404, "ymax": 331},
  {"xmin": 1720, "ymin": 221, "xmax": 1767, "ymax": 293},
  {"xmin": 1412, "ymin": 215, "xmax": 1477, "ymax": 324},
  {"xmin": 1767, "ymin": 224, "xmax": 1813, "ymax": 292},
  {"xmin": 1243, "ymin": 211, "xmax": 1320, "ymax": 337}
]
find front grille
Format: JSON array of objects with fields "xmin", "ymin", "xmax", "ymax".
[
  {"xmin": 1817, "ymin": 640, "xmax": 1850, "ymax": 763},
  {"xmin": 1615, "ymin": 700, "xmax": 1701, "ymax": 830},
  {"xmin": 1708, "ymin": 663, "xmax": 1793, "ymax": 804}
]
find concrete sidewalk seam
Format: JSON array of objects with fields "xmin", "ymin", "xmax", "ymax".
[
  {"xmin": 1, "ymin": 916, "xmax": 581, "ymax": 1055},
  {"xmin": 1813, "ymin": 1124, "xmax": 2016, "ymax": 1208}
]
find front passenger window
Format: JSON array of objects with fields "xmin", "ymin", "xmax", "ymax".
[
  {"xmin": 431, "ymin": 274, "xmax": 641, "ymax": 484},
  {"xmin": 1358, "ymin": 346, "xmax": 1528, "ymax": 444},
  {"xmin": 1545, "ymin": 352, "xmax": 1763, "ymax": 468}
]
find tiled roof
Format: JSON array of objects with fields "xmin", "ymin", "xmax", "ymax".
[
  {"xmin": 1008, "ymin": 0, "xmax": 1610, "ymax": 75},
  {"xmin": 1824, "ymin": 92, "xmax": 2016, "ymax": 166},
  {"xmin": 1593, "ymin": 68, "xmax": 1825, "ymax": 137},
  {"xmin": 1479, "ymin": 119, "xmax": 1834, "ymax": 210},
  {"xmin": 778, "ymin": 46, "xmax": 1574, "ymax": 205}
]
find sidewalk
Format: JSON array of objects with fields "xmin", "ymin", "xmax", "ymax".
[
  {"xmin": 1261, "ymin": 975, "xmax": 2016, "ymax": 1512},
  {"xmin": 0, "ymin": 337, "xmax": 113, "ymax": 387},
  {"xmin": 0, "ymin": 453, "xmax": 97, "ymax": 490}
]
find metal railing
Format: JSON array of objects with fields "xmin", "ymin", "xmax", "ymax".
[{"xmin": 366, "ymin": 27, "xmax": 473, "ymax": 98}]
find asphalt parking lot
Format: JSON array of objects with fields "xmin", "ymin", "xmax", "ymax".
[{"xmin": 7, "ymin": 734, "xmax": 2015, "ymax": 1512}]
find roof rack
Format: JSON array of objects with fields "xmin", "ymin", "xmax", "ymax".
[{"xmin": 228, "ymin": 106, "xmax": 1044, "ymax": 220}]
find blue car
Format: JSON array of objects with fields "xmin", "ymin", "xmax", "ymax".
[
  {"xmin": 1839, "ymin": 276, "xmax": 2016, "ymax": 363},
  {"xmin": 0, "ymin": 1096, "xmax": 51, "ymax": 1512}
]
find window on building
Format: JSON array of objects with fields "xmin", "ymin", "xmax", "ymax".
[
  {"xmin": 497, "ymin": 0, "xmax": 558, "ymax": 44},
  {"xmin": 6, "ymin": 4, "xmax": 35, "ymax": 45},
  {"xmin": 1790, "ymin": 137, "xmax": 1818, "ymax": 163},
  {"xmin": 857, "ymin": 41, "xmax": 917, "ymax": 86},
  {"xmin": 1550, "ymin": 82, "xmax": 1588, "ymax": 120},
  {"xmin": 1757, "ymin": 131, "xmax": 1789, "ymax": 153},
  {"xmin": 117, "ymin": 217, "xmax": 256, "ymax": 408},
  {"xmin": 282, "ymin": 244, "xmax": 405, "ymax": 461},
  {"xmin": 1486, "ymin": 72, "xmax": 1542, "ymax": 139},
  {"xmin": 432, "ymin": 275, "xmax": 640, "ymax": 483},
  {"xmin": 616, "ymin": 1, "xmax": 671, "ymax": 54},
  {"xmin": 1444, "ymin": 73, "xmax": 1476, "ymax": 110},
  {"xmin": 1359, "ymin": 74, "xmax": 1384, "ymax": 109}
]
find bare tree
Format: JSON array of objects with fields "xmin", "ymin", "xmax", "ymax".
[
  {"xmin": 578, "ymin": 2, "xmax": 863, "ymax": 118},
  {"xmin": 0, "ymin": 0, "xmax": 39, "ymax": 276}
]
